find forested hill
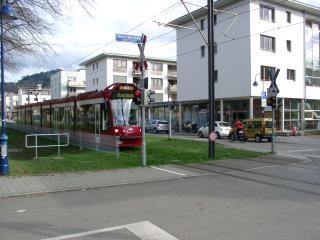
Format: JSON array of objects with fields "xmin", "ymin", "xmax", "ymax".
[{"xmin": 5, "ymin": 69, "xmax": 59, "ymax": 93}]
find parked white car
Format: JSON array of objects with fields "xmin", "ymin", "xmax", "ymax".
[{"xmin": 197, "ymin": 121, "xmax": 231, "ymax": 138}]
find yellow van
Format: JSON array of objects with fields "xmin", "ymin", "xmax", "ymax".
[{"xmin": 243, "ymin": 118, "xmax": 274, "ymax": 142}]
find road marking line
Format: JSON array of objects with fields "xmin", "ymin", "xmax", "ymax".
[
  {"xmin": 151, "ymin": 166, "xmax": 186, "ymax": 176},
  {"xmin": 276, "ymin": 153, "xmax": 308, "ymax": 159},
  {"xmin": 283, "ymin": 149, "xmax": 318, "ymax": 153},
  {"xmin": 305, "ymin": 155, "xmax": 320, "ymax": 159},
  {"xmin": 16, "ymin": 209, "xmax": 26, "ymax": 213},
  {"xmin": 246, "ymin": 165, "xmax": 278, "ymax": 171},
  {"xmin": 41, "ymin": 221, "xmax": 178, "ymax": 240},
  {"xmin": 127, "ymin": 221, "xmax": 179, "ymax": 240}
]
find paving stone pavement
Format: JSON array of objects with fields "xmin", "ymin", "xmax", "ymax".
[{"xmin": 0, "ymin": 166, "xmax": 198, "ymax": 198}]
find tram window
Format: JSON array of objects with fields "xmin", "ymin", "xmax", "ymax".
[
  {"xmin": 81, "ymin": 104, "xmax": 95, "ymax": 130},
  {"xmin": 102, "ymin": 103, "xmax": 112, "ymax": 130}
]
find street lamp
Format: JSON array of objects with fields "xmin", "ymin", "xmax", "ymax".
[
  {"xmin": 252, "ymin": 72, "xmax": 267, "ymax": 117},
  {"xmin": 0, "ymin": 2, "xmax": 17, "ymax": 175}
]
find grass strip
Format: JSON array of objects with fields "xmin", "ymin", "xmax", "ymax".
[{"xmin": 7, "ymin": 128, "xmax": 264, "ymax": 176}]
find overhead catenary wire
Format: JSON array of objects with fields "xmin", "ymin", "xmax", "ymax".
[
  {"xmin": 63, "ymin": 0, "xmax": 182, "ymax": 68},
  {"xmin": 165, "ymin": 14, "xmax": 320, "ymax": 60},
  {"xmin": 65, "ymin": 0, "xmax": 277, "ymax": 66}
]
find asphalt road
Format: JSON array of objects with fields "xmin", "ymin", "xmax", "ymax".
[{"xmin": 1, "ymin": 135, "xmax": 320, "ymax": 240}]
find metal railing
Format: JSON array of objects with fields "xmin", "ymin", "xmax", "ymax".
[
  {"xmin": 6, "ymin": 122, "xmax": 119, "ymax": 155},
  {"xmin": 25, "ymin": 133, "xmax": 69, "ymax": 159}
]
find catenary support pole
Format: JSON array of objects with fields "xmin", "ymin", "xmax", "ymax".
[{"xmin": 208, "ymin": 0, "xmax": 215, "ymax": 158}]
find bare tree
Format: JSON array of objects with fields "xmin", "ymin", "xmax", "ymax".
[{"xmin": 1, "ymin": 0, "xmax": 94, "ymax": 71}]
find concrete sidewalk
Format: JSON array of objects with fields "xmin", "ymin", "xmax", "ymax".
[{"xmin": 0, "ymin": 166, "xmax": 199, "ymax": 198}]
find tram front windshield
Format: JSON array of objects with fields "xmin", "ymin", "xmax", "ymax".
[{"xmin": 110, "ymin": 99, "xmax": 138, "ymax": 126}]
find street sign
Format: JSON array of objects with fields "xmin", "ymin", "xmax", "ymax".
[
  {"xmin": 264, "ymin": 106, "xmax": 272, "ymax": 112},
  {"xmin": 115, "ymin": 34, "xmax": 142, "ymax": 43},
  {"xmin": 267, "ymin": 87, "xmax": 279, "ymax": 97},
  {"xmin": 261, "ymin": 91, "xmax": 267, "ymax": 107},
  {"xmin": 209, "ymin": 131, "xmax": 217, "ymax": 142}
]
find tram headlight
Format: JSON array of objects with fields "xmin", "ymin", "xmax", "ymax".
[{"xmin": 114, "ymin": 128, "xmax": 119, "ymax": 133}]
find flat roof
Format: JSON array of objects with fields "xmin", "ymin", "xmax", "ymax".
[
  {"xmin": 170, "ymin": 0, "xmax": 320, "ymax": 25},
  {"xmin": 80, "ymin": 52, "xmax": 177, "ymax": 66}
]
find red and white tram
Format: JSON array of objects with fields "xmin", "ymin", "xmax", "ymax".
[{"xmin": 16, "ymin": 83, "xmax": 142, "ymax": 147}]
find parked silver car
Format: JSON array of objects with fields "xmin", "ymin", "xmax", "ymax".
[
  {"xmin": 145, "ymin": 120, "xmax": 169, "ymax": 133},
  {"xmin": 198, "ymin": 121, "xmax": 231, "ymax": 138}
]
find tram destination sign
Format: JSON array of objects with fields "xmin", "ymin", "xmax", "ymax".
[{"xmin": 111, "ymin": 91, "xmax": 134, "ymax": 99}]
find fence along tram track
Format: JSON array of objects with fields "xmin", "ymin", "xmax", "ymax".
[{"xmin": 172, "ymin": 160, "xmax": 320, "ymax": 197}]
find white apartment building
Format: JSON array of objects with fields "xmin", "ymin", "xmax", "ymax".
[
  {"xmin": 80, "ymin": 53, "xmax": 177, "ymax": 102},
  {"xmin": 4, "ymin": 92, "xmax": 18, "ymax": 120},
  {"xmin": 50, "ymin": 69, "xmax": 86, "ymax": 99},
  {"xmin": 18, "ymin": 85, "xmax": 51, "ymax": 106},
  {"xmin": 169, "ymin": 0, "xmax": 320, "ymax": 131}
]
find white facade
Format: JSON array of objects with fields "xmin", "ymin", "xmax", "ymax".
[
  {"xmin": 80, "ymin": 53, "xmax": 177, "ymax": 102},
  {"xmin": 4, "ymin": 92, "xmax": 18, "ymax": 119},
  {"xmin": 50, "ymin": 69, "xmax": 86, "ymax": 99},
  {"xmin": 171, "ymin": 0, "xmax": 320, "ymax": 130},
  {"xmin": 173, "ymin": 0, "xmax": 319, "ymax": 101},
  {"xmin": 18, "ymin": 85, "xmax": 51, "ymax": 106}
]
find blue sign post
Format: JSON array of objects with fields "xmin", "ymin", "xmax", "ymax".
[{"xmin": 115, "ymin": 34, "xmax": 142, "ymax": 44}]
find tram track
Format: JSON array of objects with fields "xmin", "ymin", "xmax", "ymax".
[
  {"xmin": 173, "ymin": 161, "xmax": 320, "ymax": 197},
  {"xmin": 238, "ymin": 155, "xmax": 320, "ymax": 172}
]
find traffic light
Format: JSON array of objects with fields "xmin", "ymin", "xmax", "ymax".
[
  {"xmin": 144, "ymin": 89, "xmax": 155, "ymax": 105},
  {"xmin": 143, "ymin": 77, "xmax": 148, "ymax": 89},
  {"xmin": 268, "ymin": 96, "xmax": 276, "ymax": 109},
  {"xmin": 277, "ymin": 98, "xmax": 283, "ymax": 109},
  {"xmin": 133, "ymin": 88, "xmax": 142, "ymax": 105},
  {"xmin": 169, "ymin": 101, "xmax": 175, "ymax": 110},
  {"xmin": 148, "ymin": 90, "xmax": 155, "ymax": 103}
]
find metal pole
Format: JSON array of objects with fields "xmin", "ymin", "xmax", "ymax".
[
  {"xmin": 0, "ymin": 14, "xmax": 9, "ymax": 175},
  {"xmin": 169, "ymin": 106, "xmax": 172, "ymax": 140},
  {"xmin": 58, "ymin": 134, "xmax": 60, "ymax": 156},
  {"xmin": 208, "ymin": 0, "xmax": 215, "ymax": 158},
  {"xmin": 141, "ymin": 55, "xmax": 146, "ymax": 167},
  {"xmin": 271, "ymin": 107, "xmax": 275, "ymax": 153},
  {"xmin": 35, "ymin": 135, "xmax": 38, "ymax": 159}
]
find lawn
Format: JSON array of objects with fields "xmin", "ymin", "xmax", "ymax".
[{"xmin": 7, "ymin": 128, "xmax": 264, "ymax": 176}]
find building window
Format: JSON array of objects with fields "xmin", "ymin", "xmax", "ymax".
[
  {"xmin": 261, "ymin": 65, "xmax": 276, "ymax": 81},
  {"xmin": 287, "ymin": 69, "xmax": 296, "ymax": 81},
  {"xmin": 214, "ymin": 15, "xmax": 217, "ymax": 25},
  {"xmin": 113, "ymin": 75, "xmax": 127, "ymax": 83},
  {"xmin": 92, "ymin": 79, "xmax": 95, "ymax": 86},
  {"xmin": 113, "ymin": 59, "xmax": 127, "ymax": 73},
  {"xmin": 150, "ymin": 63, "xmax": 163, "ymax": 74},
  {"xmin": 260, "ymin": 35, "xmax": 276, "ymax": 52},
  {"xmin": 92, "ymin": 63, "xmax": 95, "ymax": 71},
  {"xmin": 286, "ymin": 40, "xmax": 292, "ymax": 52},
  {"xmin": 286, "ymin": 11, "xmax": 291, "ymax": 23},
  {"xmin": 96, "ymin": 61, "xmax": 99, "ymax": 69},
  {"xmin": 96, "ymin": 78, "xmax": 99, "ymax": 85},
  {"xmin": 214, "ymin": 42, "xmax": 217, "ymax": 54},
  {"xmin": 200, "ymin": 45, "xmax": 205, "ymax": 58},
  {"xmin": 151, "ymin": 78, "xmax": 163, "ymax": 90},
  {"xmin": 200, "ymin": 19, "xmax": 204, "ymax": 30},
  {"xmin": 260, "ymin": 5, "xmax": 275, "ymax": 22}
]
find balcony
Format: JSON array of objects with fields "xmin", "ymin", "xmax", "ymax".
[
  {"xmin": 132, "ymin": 68, "xmax": 149, "ymax": 76},
  {"xmin": 67, "ymin": 80, "xmax": 85, "ymax": 88},
  {"xmin": 167, "ymin": 84, "xmax": 177, "ymax": 94},
  {"xmin": 167, "ymin": 70, "xmax": 177, "ymax": 79}
]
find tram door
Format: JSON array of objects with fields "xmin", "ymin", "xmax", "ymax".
[
  {"xmin": 64, "ymin": 107, "xmax": 71, "ymax": 132},
  {"xmin": 95, "ymin": 104, "xmax": 101, "ymax": 141},
  {"xmin": 53, "ymin": 108, "xmax": 59, "ymax": 132}
]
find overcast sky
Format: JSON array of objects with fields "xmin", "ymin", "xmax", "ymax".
[{"xmin": 8, "ymin": 0, "xmax": 320, "ymax": 82}]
